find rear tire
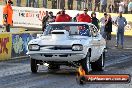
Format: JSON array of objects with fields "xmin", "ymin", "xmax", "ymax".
[
  {"xmin": 31, "ymin": 58, "xmax": 38, "ymax": 73},
  {"xmin": 81, "ymin": 52, "xmax": 91, "ymax": 74},
  {"xmin": 91, "ymin": 51, "xmax": 105, "ymax": 71}
]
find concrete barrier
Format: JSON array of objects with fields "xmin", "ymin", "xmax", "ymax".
[{"xmin": 0, "ymin": 31, "xmax": 42, "ymax": 61}]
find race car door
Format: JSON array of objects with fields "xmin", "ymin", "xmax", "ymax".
[{"xmin": 90, "ymin": 25, "xmax": 101, "ymax": 60}]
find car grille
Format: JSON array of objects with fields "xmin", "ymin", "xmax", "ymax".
[
  {"xmin": 40, "ymin": 45, "xmax": 72, "ymax": 50},
  {"xmin": 41, "ymin": 54, "xmax": 68, "ymax": 57}
]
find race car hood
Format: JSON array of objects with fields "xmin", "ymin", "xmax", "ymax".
[
  {"xmin": 28, "ymin": 30, "xmax": 91, "ymax": 46},
  {"xmin": 29, "ymin": 36, "xmax": 90, "ymax": 46},
  {"xmin": 29, "ymin": 33, "xmax": 91, "ymax": 46}
]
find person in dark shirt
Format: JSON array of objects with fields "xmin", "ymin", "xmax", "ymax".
[
  {"xmin": 105, "ymin": 14, "xmax": 112, "ymax": 35},
  {"xmin": 104, "ymin": 14, "xmax": 112, "ymax": 48},
  {"xmin": 91, "ymin": 12, "xmax": 99, "ymax": 29},
  {"xmin": 73, "ymin": 13, "xmax": 79, "ymax": 22},
  {"xmin": 114, "ymin": 1, "xmax": 120, "ymax": 13},
  {"xmin": 42, "ymin": 11, "xmax": 49, "ymax": 32},
  {"xmin": 67, "ymin": 0, "xmax": 73, "ymax": 10},
  {"xmin": 94, "ymin": 0, "xmax": 100, "ymax": 12},
  {"xmin": 88, "ymin": 0, "xmax": 92, "ymax": 11},
  {"xmin": 108, "ymin": 3, "xmax": 114, "ymax": 13}
]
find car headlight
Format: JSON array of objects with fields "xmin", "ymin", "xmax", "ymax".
[
  {"xmin": 72, "ymin": 45, "xmax": 83, "ymax": 51},
  {"xmin": 28, "ymin": 44, "xmax": 40, "ymax": 51}
]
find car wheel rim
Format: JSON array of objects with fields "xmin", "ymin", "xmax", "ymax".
[
  {"xmin": 102, "ymin": 53, "xmax": 104, "ymax": 67},
  {"xmin": 86, "ymin": 55, "xmax": 90, "ymax": 71}
]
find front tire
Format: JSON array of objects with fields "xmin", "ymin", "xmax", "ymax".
[
  {"xmin": 31, "ymin": 58, "xmax": 38, "ymax": 73},
  {"xmin": 81, "ymin": 52, "xmax": 91, "ymax": 74},
  {"xmin": 91, "ymin": 51, "xmax": 105, "ymax": 71}
]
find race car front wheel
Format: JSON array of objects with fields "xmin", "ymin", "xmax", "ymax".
[
  {"xmin": 91, "ymin": 51, "xmax": 105, "ymax": 71},
  {"xmin": 31, "ymin": 58, "xmax": 38, "ymax": 73},
  {"xmin": 81, "ymin": 52, "xmax": 91, "ymax": 75}
]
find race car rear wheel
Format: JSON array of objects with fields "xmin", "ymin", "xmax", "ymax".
[
  {"xmin": 81, "ymin": 52, "xmax": 91, "ymax": 75},
  {"xmin": 91, "ymin": 51, "xmax": 105, "ymax": 71},
  {"xmin": 31, "ymin": 58, "xmax": 38, "ymax": 73}
]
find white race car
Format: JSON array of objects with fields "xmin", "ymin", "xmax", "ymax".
[{"xmin": 27, "ymin": 22, "xmax": 106, "ymax": 74}]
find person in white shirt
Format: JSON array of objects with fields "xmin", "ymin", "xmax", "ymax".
[{"xmin": 119, "ymin": 1, "xmax": 125, "ymax": 13}]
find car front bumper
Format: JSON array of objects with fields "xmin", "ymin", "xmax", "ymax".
[{"xmin": 27, "ymin": 50, "xmax": 86, "ymax": 61}]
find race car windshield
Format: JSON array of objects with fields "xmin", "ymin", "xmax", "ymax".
[{"xmin": 44, "ymin": 24, "xmax": 90, "ymax": 36}]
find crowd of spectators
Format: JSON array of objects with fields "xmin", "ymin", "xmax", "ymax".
[
  {"xmin": 2, "ymin": 0, "xmax": 131, "ymax": 14},
  {"xmin": 41, "ymin": 8, "xmax": 127, "ymax": 48}
]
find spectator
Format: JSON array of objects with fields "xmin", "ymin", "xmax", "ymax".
[
  {"xmin": 88, "ymin": 0, "xmax": 92, "ymax": 11},
  {"xmin": 124, "ymin": 0, "xmax": 128, "ymax": 14},
  {"xmin": 56, "ymin": 11, "xmax": 61, "ymax": 16},
  {"xmin": 67, "ymin": 0, "xmax": 73, "ymax": 10},
  {"xmin": 91, "ymin": 12, "xmax": 99, "ymax": 29},
  {"xmin": 104, "ymin": 14, "xmax": 112, "ymax": 48},
  {"xmin": 73, "ymin": 13, "xmax": 79, "ymax": 22},
  {"xmin": 43, "ymin": 0, "xmax": 47, "ymax": 8},
  {"xmin": 77, "ymin": 8, "xmax": 92, "ymax": 23},
  {"xmin": 82, "ymin": 0, "xmax": 87, "ymax": 9},
  {"xmin": 16, "ymin": 0, "xmax": 21, "ymax": 6},
  {"xmin": 114, "ymin": 1, "xmax": 120, "ymax": 13},
  {"xmin": 33, "ymin": 0, "xmax": 39, "ymax": 8},
  {"xmin": 108, "ymin": 0, "xmax": 114, "ymax": 13},
  {"xmin": 108, "ymin": 4, "xmax": 114, "ymax": 13},
  {"xmin": 94, "ymin": 0, "xmax": 100, "ymax": 12},
  {"xmin": 115, "ymin": 12, "xmax": 127, "ymax": 48},
  {"xmin": 100, "ymin": 12, "xmax": 107, "ymax": 37},
  {"xmin": 128, "ymin": 0, "xmax": 132, "ymax": 14},
  {"xmin": 26, "ymin": 0, "xmax": 29, "ymax": 7},
  {"xmin": 42, "ymin": 11, "xmax": 49, "ymax": 32},
  {"xmin": 55, "ymin": 9, "xmax": 71, "ymax": 22},
  {"xmin": 47, "ymin": 11, "xmax": 56, "ymax": 23},
  {"xmin": 3, "ymin": 0, "xmax": 13, "ymax": 32},
  {"xmin": 76, "ymin": 0, "xmax": 81, "ymax": 10},
  {"xmin": 100, "ymin": 0, "xmax": 107, "ymax": 12},
  {"xmin": 52, "ymin": 0, "xmax": 57, "ymax": 9},
  {"xmin": 26, "ymin": 0, "xmax": 32, "ymax": 7},
  {"xmin": 119, "ymin": 1, "xmax": 125, "ymax": 13},
  {"xmin": 57, "ymin": 0, "xmax": 65, "ymax": 9}
]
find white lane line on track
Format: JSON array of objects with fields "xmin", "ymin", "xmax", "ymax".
[{"xmin": 105, "ymin": 55, "xmax": 132, "ymax": 67}]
